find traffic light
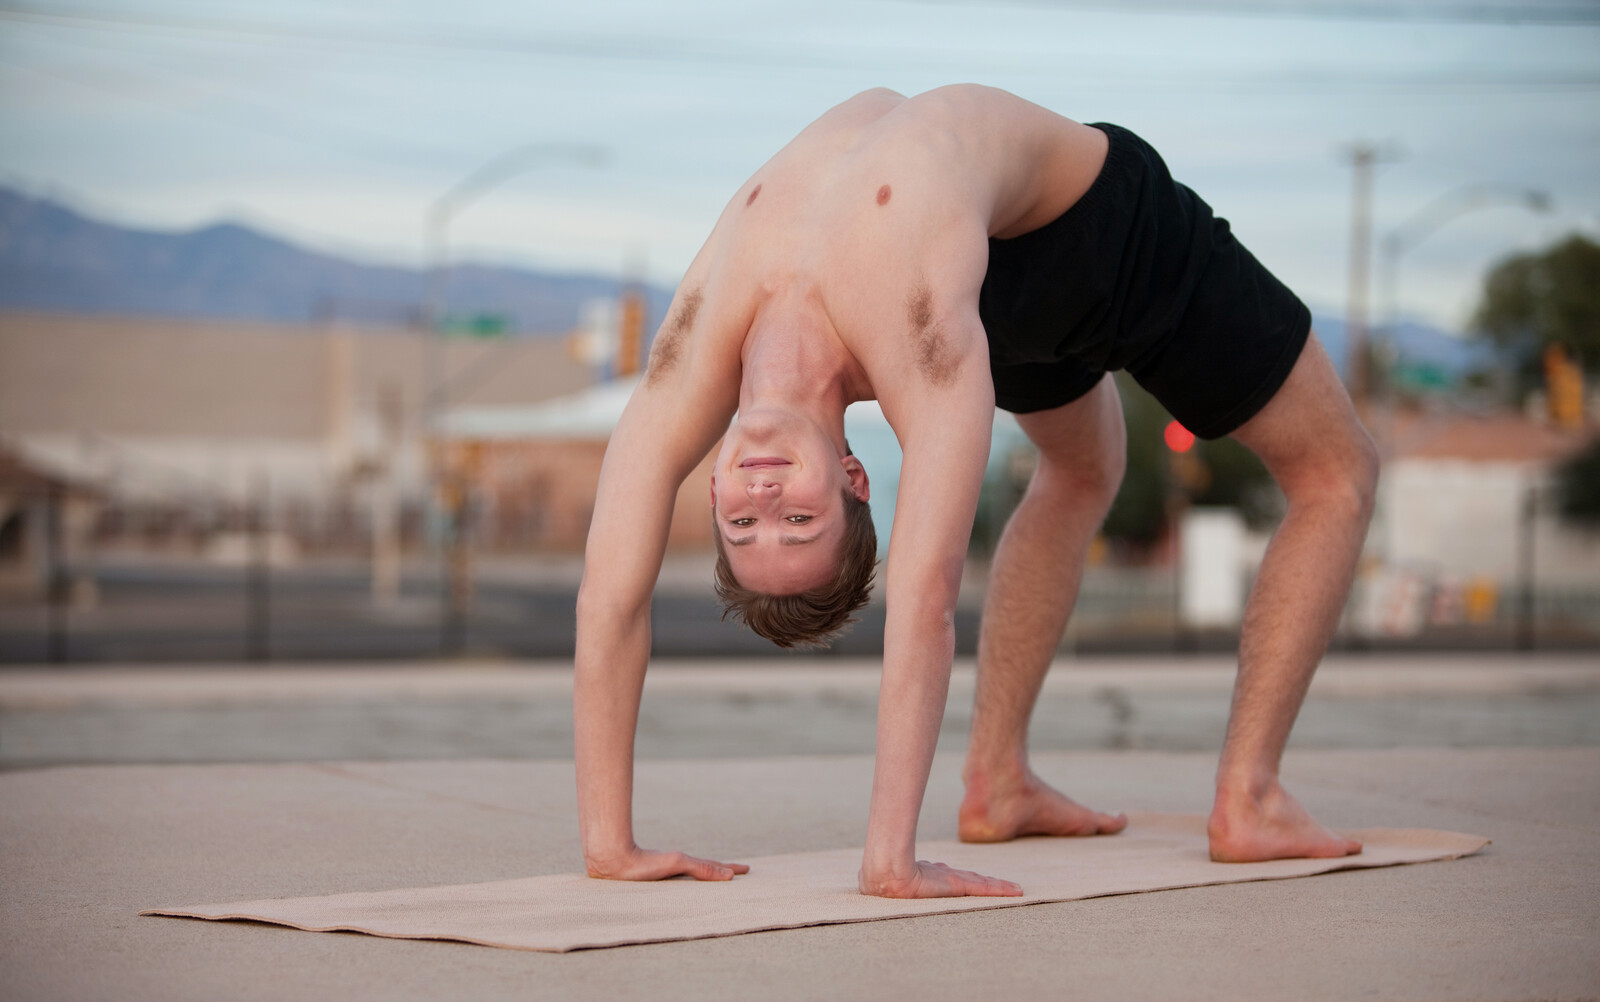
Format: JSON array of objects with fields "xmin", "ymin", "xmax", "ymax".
[{"xmin": 1163, "ymin": 420, "xmax": 1196, "ymax": 453}]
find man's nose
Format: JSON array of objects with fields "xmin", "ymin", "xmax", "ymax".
[{"xmin": 746, "ymin": 479, "xmax": 782, "ymax": 500}]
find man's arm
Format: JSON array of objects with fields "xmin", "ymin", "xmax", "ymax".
[
  {"xmin": 858, "ymin": 315, "xmax": 1020, "ymax": 898},
  {"xmin": 573, "ymin": 296, "xmax": 744, "ymax": 882}
]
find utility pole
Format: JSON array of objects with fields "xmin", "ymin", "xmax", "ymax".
[
  {"xmin": 1341, "ymin": 141, "xmax": 1403, "ymax": 406},
  {"xmin": 1343, "ymin": 144, "xmax": 1378, "ymax": 405}
]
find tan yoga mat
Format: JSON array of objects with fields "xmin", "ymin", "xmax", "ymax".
[{"xmin": 143, "ymin": 812, "xmax": 1488, "ymax": 953}]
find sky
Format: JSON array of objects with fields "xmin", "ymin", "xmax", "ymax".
[{"xmin": 2, "ymin": 0, "xmax": 1597, "ymax": 332}]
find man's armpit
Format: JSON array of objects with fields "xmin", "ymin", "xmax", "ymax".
[
  {"xmin": 646, "ymin": 286, "xmax": 702, "ymax": 385},
  {"xmin": 906, "ymin": 282, "xmax": 961, "ymax": 387}
]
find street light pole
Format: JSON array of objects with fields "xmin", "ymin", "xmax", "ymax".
[
  {"xmin": 1377, "ymin": 183, "xmax": 1552, "ymax": 367},
  {"xmin": 1369, "ymin": 183, "xmax": 1551, "ymax": 572},
  {"xmin": 414, "ymin": 142, "xmax": 608, "ymax": 654}
]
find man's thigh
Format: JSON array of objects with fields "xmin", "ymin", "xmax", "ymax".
[
  {"xmin": 1227, "ymin": 334, "xmax": 1375, "ymax": 491},
  {"xmin": 1013, "ymin": 374, "xmax": 1126, "ymax": 489}
]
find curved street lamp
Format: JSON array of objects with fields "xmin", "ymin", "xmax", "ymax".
[
  {"xmin": 423, "ymin": 142, "xmax": 610, "ymax": 341},
  {"xmin": 384, "ymin": 143, "xmax": 607, "ymax": 631},
  {"xmin": 1376, "ymin": 183, "xmax": 1552, "ymax": 371},
  {"xmin": 1367, "ymin": 184, "xmax": 1551, "ymax": 575}
]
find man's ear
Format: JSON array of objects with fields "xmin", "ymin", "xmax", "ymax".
[
  {"xmin": 709, "ymin": 477, "xmax": 717, "ymax": 509},
  {"xmin": 841, "ymin": 455, "xmax": 870, "ymax": 502}
]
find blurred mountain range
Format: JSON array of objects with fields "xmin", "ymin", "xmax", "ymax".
[
  {"xmin": 0, "ymin": 186, "xmax": 673, "ymax": 334},
  {"xmin": 1309, "ymin": 313, "xmax": 1497, "ymax": 383},
  {"xmin": 0, "ymin": 185, "xmax": 1493, "ymax": 377}
]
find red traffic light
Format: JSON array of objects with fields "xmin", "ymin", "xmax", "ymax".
[{"xmin": 1163, "ymin": 420, "xmax": 1196, "ymax": 453}]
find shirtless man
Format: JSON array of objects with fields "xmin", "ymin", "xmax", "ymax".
[{"xmin": 574, "ymin": 85, "xmax": 1376, "ymax": 899}]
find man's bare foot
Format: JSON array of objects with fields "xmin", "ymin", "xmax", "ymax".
[
  {"xmin": 958, "ymin": 769, "xmax": 1128, "ymax": 843},
  {"xmin": 1207, "ymin": 780, "xmax": 1362, "ymax": 862}
]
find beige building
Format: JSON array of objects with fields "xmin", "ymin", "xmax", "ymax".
[
  {"xmin": 435, "ymin": 379, "xmax": 716, "ymax": 552},
  {"xmin": 1378, "ymin": 409, "xmax": 1597, "ymax": 585},
  {"xmin": 1352, "ymin": 406, "xmax": 1600, "ymax": 636},
  {"xmin": 0, "ymin": 310, "xmax": 595, "ymax": 552}
]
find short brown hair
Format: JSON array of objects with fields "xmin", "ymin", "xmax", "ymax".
[{"xmin": 713, "ymin": 488, "xmax": 878, "ymax": 649}]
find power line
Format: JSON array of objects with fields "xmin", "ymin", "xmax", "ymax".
[
  {"xmin": 0, "ymin": 6, "xmax": 852, "ymax": 71},
  {"xmin": 916, "ymin": 0, "xmax": 1600, "ymax": 24},
  {"xmin": 3, "ymin": 4, "xmax": 1598, "ymax": 92}
]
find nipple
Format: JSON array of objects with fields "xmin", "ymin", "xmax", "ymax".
[
  {"xmin": 746, "ymin": 184, "xmax": 762, "ymax": 207},
  {"xmin": 876, "ymin": 184, "xmax": 891, "ymax": 206}
]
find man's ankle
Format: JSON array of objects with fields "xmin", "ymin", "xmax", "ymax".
[
  {"xmin": 962, "ymin": 750, "xmax": 1031, "ymax": 792},
  {"xmin": 1214, "ymin": 766, "xmax": 1281, "ymax": 805}
]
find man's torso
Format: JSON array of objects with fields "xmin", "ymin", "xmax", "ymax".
[{"xmin": 662, "ymin": 86, "xmax": 1108, "ymax": 394}]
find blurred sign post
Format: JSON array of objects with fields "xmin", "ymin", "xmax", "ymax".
[
  {"xmin": 248, "ymin": 476, "xmax": 270, "ymax": 662},
  {"xmin": 1544, "ymin": 344, "xmax": 1585, "ymax": 429}
]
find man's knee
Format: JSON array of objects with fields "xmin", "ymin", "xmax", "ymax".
[
  {"xmin": 1033, "ymin": 442, "xmax": 1125, "ymax": 516},
  {"xmin": 1281, "ymin": 426, "xmax": 1379, "ymax": 524},
  {"xmin": 1017, "ymin": 378, "xmax": 1127, "ymax": 516}
]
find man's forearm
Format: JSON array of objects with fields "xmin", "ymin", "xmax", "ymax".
[
  {"xmin": 859, "ymin": 588, "xmax": 960, "ymax": 884},
  {"xmin": 572, "ymin": 593, "xmax": 652, "ymax": 868}
]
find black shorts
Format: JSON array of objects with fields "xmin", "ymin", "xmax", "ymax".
[{"xmin": 979, "ymin": 123, "xmax": 1311, "ymax": 440}]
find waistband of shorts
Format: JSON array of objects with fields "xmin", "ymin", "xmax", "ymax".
[
  {"xmin": 1082, "ymin": 122, "xmax": 1142, "ymax": 212},
  {"xmin": 1013, "ymin": 122, "xmax": 1145, "ymax": 241}
]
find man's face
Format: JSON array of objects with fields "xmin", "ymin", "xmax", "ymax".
[{"xmin": 711, "ymin": 408, "xmax": 869, "ymax": 595}]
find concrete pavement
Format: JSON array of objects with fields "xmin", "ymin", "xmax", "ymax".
[
  {"xmin": 2, "ymin": 654, "xmax": 1598, "ymax": 1000},
  {"xmin": 3, "ymin": 654, "xmax": 1598, "ymax": 767}
]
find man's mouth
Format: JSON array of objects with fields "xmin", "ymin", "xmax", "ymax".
[{"xmin": 739, "ymin": 457, "xmax": 791, "ymax": 468}]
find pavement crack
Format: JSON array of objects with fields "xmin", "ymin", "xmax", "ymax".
[{"xmin": 1094, "ymin": 686, "xmax": 1136, "ymax": 750}]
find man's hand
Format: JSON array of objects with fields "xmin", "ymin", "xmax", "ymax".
[
  {"xmin": 858, "ymin": 860, "xmax": 1022, "ymax": 899},
  {"xmin": 586, "ymin": 847, "xmax": 751, "ymax": 882}
]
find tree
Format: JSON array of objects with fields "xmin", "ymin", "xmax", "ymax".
[{"xmin": 1472, "ymin": 234, "xmax": 1600, "ymax": 390}]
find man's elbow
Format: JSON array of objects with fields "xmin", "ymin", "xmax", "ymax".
[
  {"xmin": 575, "ymin": 579, "xmax": 648, "ymax": 638},
  {"xmin": 895, "ymin": 578, "xmax": 962, "ymax": 648}
]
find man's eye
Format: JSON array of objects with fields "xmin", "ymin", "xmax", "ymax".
[
  {"xmin": 786, "ymin": 515, "xmax": 813, "ymax": 524},
  {"xmin": 731, "ymin": 518, "xmax": 756, "ymax": 527}
]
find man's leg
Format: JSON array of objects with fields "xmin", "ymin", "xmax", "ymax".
[
  {"xmin": 1208, "ymin": 334, "xmax": 1377, "ymax": 861},
  {"xmin": 959, "ymin": 375, "xmax": 1130, "ymax": 842}
]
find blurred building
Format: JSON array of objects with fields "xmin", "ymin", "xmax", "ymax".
[
  {"xmin": 1379, "ymin": 408, "xmax": 1597, "ymax": 582},
  {"xmin": 436, "ymin": 379, "xmax": 712, "ymax": 552},
  {"xmin": 0, "ymin": 311, "xmax": 592, "ymax": 553},
  {"xmin": 1355, "ymin": 406, "xmax": 1600, "ymax": 637},
  {"xmin": 0, "ymin": 447, "xmax": 100, "ymax": 600}
]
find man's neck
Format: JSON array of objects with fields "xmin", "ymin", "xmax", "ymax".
[{"xmin": 738, "ymin": 291, "xmax": 868, "ymax": 454}]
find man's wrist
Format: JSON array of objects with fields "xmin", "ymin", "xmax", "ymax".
[
  {"xmin": 858, "ymin": 855, "xmax": 920, "ymax": 896},
  {"xmin": 583, "ymin": 842, "xmax": 640, "ymax": 877},
  {"xmin": 859, "ymin": 842, "xmax": 918, "ymax": 885}
]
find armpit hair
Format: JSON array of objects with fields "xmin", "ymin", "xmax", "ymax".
[
  {"xmin": 906, "ymin": 283, "xmax": 960, "ymax": 387},
  {"xmin": 647, "ymin": 287, "xmax": 702, "ymax": 384}
]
